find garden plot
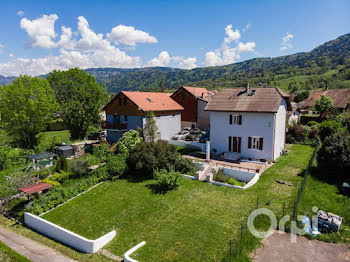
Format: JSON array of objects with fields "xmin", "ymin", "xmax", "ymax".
[{"xmin": 40, "ymin": 144, "xmax": 314, "ymax": 261}]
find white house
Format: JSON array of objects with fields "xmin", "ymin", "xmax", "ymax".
[
  {"xmin": 205, "ymin": 86, "xmax": 291, "ymax": 161},
  {"xmin": 102, "ymin": 91, "xmax": 183, "ymax": 142}
]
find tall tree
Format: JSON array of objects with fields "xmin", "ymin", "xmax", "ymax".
[
  {"xmin": 47, "ymin": 68, "xmax": 107, "ymax": 139},
  {"xmin": 315, "ymin": 95, "xmax": 333, "ymax": 114},
  {"xmin": 0, "ymin": 76, "xmax": 58, "ymax": 148},
  {"xmin": 143, "ymin": 111, "xmax": 157, "ymax": 143}
]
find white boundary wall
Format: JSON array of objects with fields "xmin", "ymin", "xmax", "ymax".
[
  {"xmin": 168, "ymin": 140, "xmax": 206, "ymax": 151},
  {"xmin": 124, "ymin": 241, "xmax": 146, "ymax": 262},
  {"xmin": 24, "ymin": 213, "xmax": 116, "ymax": 253}
]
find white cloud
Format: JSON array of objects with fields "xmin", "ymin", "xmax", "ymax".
[
  {"xmin": 17, "ymin": 11, "xmax": 24, "ymax": 16},
  {"xmin": 146, "ymin": 51, "xmax": 171, "ymax": 67},
  {"xmin": 280, "ymin": 33, "xmax": 294, "ymax": 51},
  {"xmin": 0, "ymin": 44, "xmax": 3, "ymax": 54},
  {"xmin": 107, "ymin": 25, "xmax": 157, "ymax": 46},
  {"xmin": 172, "ymin": 56, "xmax": 197, "ymax": 69},
  {"xmin": 223, "ymin": 24, "xmax": 241, "ymax": 46},
  {"xmin": 20, "ymin": 14, "xmax": 58, "ymax": 48},
  {"xmin": 204, "ymin": 25, "xmax": 256, "ymax": 66},
  {"xmin": 242, "ymin": 23, "xmax": 251, "ymax": 32}
]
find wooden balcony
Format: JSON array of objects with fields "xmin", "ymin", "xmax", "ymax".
[{"xmin": 102, "ymin": 122, "xmax": 127, "ymax": 130}]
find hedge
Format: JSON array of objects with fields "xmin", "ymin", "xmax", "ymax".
[
  {"xmin": 300, "ymin": 115, "xmax": 320, "ymax": 125},
  {"xmin": 46, "ymin": 119, "xmax": 67, "ymax": 131}
]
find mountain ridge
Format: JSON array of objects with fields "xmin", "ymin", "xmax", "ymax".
[{"xmin": 1, "ymin": 33, "xmax": 349, "ymax": 93}]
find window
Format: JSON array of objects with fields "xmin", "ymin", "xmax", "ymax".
[
  {"xmin": 119, "ymin": 98, "xmax": 122, "ymax": 106},
  {"xmin": 248, "ymin": 137, "xmax": 263, "ymax": 150},
  {"xmin": 229, "ymin": 114, "xmax": 242, "ymax": 125},
  {"xmin": 229, "ymin": 136, "xmax": 241, "ymax": 153},
  {"xmin": 123, "ymin": 98, "xmax": 127, "ymax": 106}
]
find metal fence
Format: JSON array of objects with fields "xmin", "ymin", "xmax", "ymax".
[{"xmin": 292, "ymin": 139, "xmax": 320, "ymax": 219}]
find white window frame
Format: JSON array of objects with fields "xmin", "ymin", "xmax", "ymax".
[
  {"xmin": 232, "ymin": 115, "xmax": 240, "ymax": 125},
  {"xmin": 251, "ymin": 136, "xmax": 261, "ymax": 150}
]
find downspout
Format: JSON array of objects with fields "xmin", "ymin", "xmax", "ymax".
[{"xmin": 272, "ymin": 113, "xmax": 276, "ymax": 161}]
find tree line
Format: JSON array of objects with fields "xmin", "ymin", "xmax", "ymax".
[{"xmin": 0, "ymin": 68, "xmax": 109, "ymax": 149}]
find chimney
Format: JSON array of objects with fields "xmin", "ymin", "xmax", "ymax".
[{"xmin": 246, "ymin": 83, "xmax": 250, "ymax": 93}]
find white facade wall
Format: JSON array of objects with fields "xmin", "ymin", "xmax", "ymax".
[
  {"xmin": 274, "ymin": 100, "xmax": 287, "ymax": 159},
  {"xmin": 209, "ymin": 111, "xmax": 275, "ymax": 160},
  {"xmin": 142, "ymin": 113, "xmax": 181, "ymax": 140},
  {"xmin": 24, "ymin": 213, "xmax": 116, "ymax": 254}
]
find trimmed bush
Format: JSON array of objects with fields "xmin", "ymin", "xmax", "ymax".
[
  {"xmin": 300, "ymin": 115, "xmax": 319, "ymax": 125},
  {"xmin": 42, "ymin": 179, "xmax": 61, "ymax": 186},
  {"xmin": 55, "ymin": 155, "xmax": 68, "ymax": 173},
  {"xmin": 50, "ymin": 171, "xmax": 69, "ymax": 182},
  {"xmin": 307, "ymin": 121, "xmax": 319, "ymax": 127},
  {"xmin": 70, "ymin": 159, "xmax": 89, "ymax": 177},
  {"xmin": 105, "ymin": 154, "xmax": 127, "ymax": 180},
  {"xmin": 154, "ymin": 169, "xmax": 183, "ymax": 191},
  {"xmin": 46, "ymin": 119, "xmax": 67, "ymax": 131}
]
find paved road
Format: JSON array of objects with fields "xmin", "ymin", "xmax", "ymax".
[
  {"xmin": 0, "ymin": 225, "xmax": 75, "ymax": 262},
  {"xmin": 254, "ymin": 231, "xmax": 350, "ymax": 262}
]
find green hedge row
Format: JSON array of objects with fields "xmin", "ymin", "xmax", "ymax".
[
  {"xmin": 300, "ymin": 115, "xmax": 320, "ymax": 125},
  {"xmin": 46, "ymin": 119, "xmax": 67, "ymax": 131}
]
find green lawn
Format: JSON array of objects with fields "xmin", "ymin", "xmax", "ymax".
[
  {"xmin": 0, "ymin": 241, "xmax": 31, "ymax": 262},
  {"xmin": 41, "ymin": 144, "xmax": 314, "ymax": 261}
]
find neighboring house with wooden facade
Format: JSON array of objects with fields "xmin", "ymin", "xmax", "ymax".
[
  {"xmin": 102, "ymin": 91, "xmax": 183, "ymax": 142},
  {"xmin": 171, "ymin": 86, "xmax": 215, "ymax": 130},
  {"xmin": 205, "ymin": 86, "xmax": 291, "ymax": 162},
  {"xmin": 301, "ymin": 88, "xmax": 350, "ymax": 113}
]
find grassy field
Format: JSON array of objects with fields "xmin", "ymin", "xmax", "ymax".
[
  {"xmin": 0, "ymin": 241, "xmax": 31, "ymax": 262},
  {"xmin": 298, "ymin": 165, "xmax": 350, "ymax": 243},
  {"xmin": 41, "ymin": 144, "xmax": 314, "ymax": 261}
]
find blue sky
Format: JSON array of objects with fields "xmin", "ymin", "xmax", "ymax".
[{"xmin": 0, "ymin": 0, "xmax": 349, "ymax": 76}]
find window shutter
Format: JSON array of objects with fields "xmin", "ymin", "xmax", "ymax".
[
  {"xmin": 259, "ymin": 138, "xmax": 264, "ymax": 150},
  {"xmin": 229, "ymin": 136, "xmax": 232, "ymax": 152},
  {"xmin": 238, "ymin": 137, "xmax": 241, "ymax": 153},
  {"xmin": 229, "ymin": 115, "xmax": 232, "ymax": 125},
  {"xmin": 239, "ymin": 115, "xmax": 242, "ymax": 125},
  {"xmin": 248, "ymin": 137, "xmax": 252, "ymax": 149}
]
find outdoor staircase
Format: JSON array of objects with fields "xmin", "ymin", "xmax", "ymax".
[{"xmin": 196, "ymin": 164, "xmax": 214, "ymax": 181}]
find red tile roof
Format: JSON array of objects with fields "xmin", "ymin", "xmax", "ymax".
[
  {"xmin": 181, "ymin": 86, "xmax": 215, "ymax": 102},
  {"xmin": 122, "ymin": 91, "xmax": 183, "ymax": 112},
  {"xmin": 19, "ymin": 183, "xmax": 52, "ymax": 195},
  {"xmin": 205, "ymin": 87, "xmax": 291, "ymax": 113},
  {"xmin": 301, "ymin": 89, "xmax": 350, "ymax": 109}
]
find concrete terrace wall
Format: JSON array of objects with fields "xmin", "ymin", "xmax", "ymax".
[
  {"xmin": 24, "ymin": 213, "xmax": 116, "ymax": 254},
  {"xmin": 168, "ymin": 140, "xmax": 206, "ymax": 151},
  {"xmin": 221, "ymin": 167, "xmax": 256, "ymax": 183}
]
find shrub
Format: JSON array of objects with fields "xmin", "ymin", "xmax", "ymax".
[
  {"xmin": 70, "ymin": 159, "xmax": 89, "ymax": 177},
  {"xmin": 319, "ymin": 120, "xmax": 344, "ymax": 141},
  {"xmin": 115, "ymin": 130, "xmax": 142, "ymax": 156},
  {"xmin": 154, "ymin": 169, "xmax": 183, "ymax": 191},
  {"xmin": 105, "ymin": 154, "xmax": 127, "ymax": 180},
  {"xmin": 55, "ymin": 155, "xmax": 68, "ymax": 173},
  {"xmin": 287, "ymin": 124, "xmax": 307, "ymax": 141},
  {"xmin": 93, "ymin": 141, "xmax": 112, "ymax": 161},
  {"xmin": 317, "ymin": 131, "xmax": 350, "ymax": 182},
  {"xmin": 175, "ymin": 157, "xmax": 196, "ymax": 176},
  {"xmin": 42, "ymin": 179, "xmax": 60, "ymax": 186},
  {"xmin": 128, "ymin": 140, "xmax": 181, "ymax": 177},
  {"xmin": 38, "ymin": 169, "xmax": 50, "ymax": 179},
  {"xmin": 307, "ymin": 121, "xmax": 319, "ymax": 127},
  {"xmin": 89, "ymin": 166, "xmax": 109, "ymax": 181},
  {"xmin": 213, "ymin": 169, "xmax": 229, "ymax": 183},
  {"xmin": 50, "ymin": 171, "xmax": 69, "ymax": 182},
  {"xmin": 300, "ymin": 115, "xmax": 319, "ymax": 125}
]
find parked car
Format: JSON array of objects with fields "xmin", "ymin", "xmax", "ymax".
[
  {"xmin": 185, "ymin": 129, "xmax": 202, "ymax": 141},
  {"xmin": 199, "ymin": 132, "xmax": 210, "ymax": 143},
  {"xmin": 172, "ymin": 130, "xmax": 190, "ymax": 140}
]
